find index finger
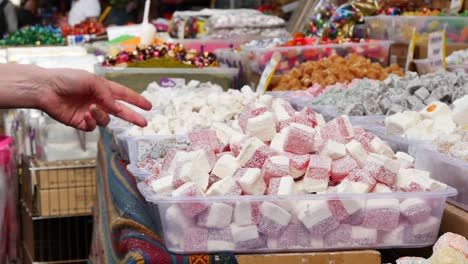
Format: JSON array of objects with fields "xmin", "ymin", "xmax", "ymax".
[
  {"xmin": 111, "ymin": 102, "xmax": 148, "ymax": 127},
  {"xmin": 109, "ymin": 81, "xmax": 152, "ymax": 111}
]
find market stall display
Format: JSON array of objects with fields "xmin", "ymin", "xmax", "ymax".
[
  {"xmin": 272, "ymin": 54, "xmax": 403, "ymax": 91},
  {"xmin": 0, "ymin": 26, "xmax": 64, "ymax": 47},
  {"xmin": 136, "ymin": 97, "xmax": 455, "ymax": 253}
]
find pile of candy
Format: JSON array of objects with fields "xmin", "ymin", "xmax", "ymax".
[
  {"xmin": 246, "ymin": 40, "xmax": 392, "ymax": 75},
  {"xmin": 61, "ymin": 19, "xmax": 106, "ymax": 37},
  {"xmin": 447, "ymin": 49, "xmax": 468, "ymax": 66},
  {"xmin": 433, "ymin": 128, "xmax": 468, "ymax": 162},
  {"xmin": 102, "ymin": 43, "xmax": 218, "ymax": 68},
  {"xmin": 396, "ymin": 232, "xmax": 468, "ymax": 264},
  {"xmin": 385, "ymin": 95, "xmax": 467, "ymax": 141},
  {"xmin": 272, "ymin": 54, "xmax": 403, "ymax": 91},
  {"xmin": 0, "ymin": 26, "xmax": 64, "ymax": 46},
  {"xmin": 139, "ymin": 96, "xmax": 448, "ymax": 252},
  {"xmin": 310, "ymin": 70, "xmax": 468, "ymax": 116},
  {"xmin": 119, "ymin": 83, "xmax": 266, "ymax": 137}
]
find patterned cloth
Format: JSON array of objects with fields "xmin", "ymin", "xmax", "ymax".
[{"xmin": 89, "ymin": 127, "xmax": 238, "ymax": 264}]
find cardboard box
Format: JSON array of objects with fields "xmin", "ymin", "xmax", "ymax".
[
  {"xmin": 37, "ymin": 186, "xmax": 95, "ymax": 216},
  {"xmin": 236, "ymin": 250, "xmax": 381, "ymax": 264},
  {"xmin": 33, "ymin": 159, "xmax": 96, "ymax": 189},
  {"xmin": 440, "ymin": 204, "xmax": 468, "ymax": 238}
]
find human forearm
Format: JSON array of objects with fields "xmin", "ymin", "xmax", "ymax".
[{"xmin": 0, "ymin": 63, "xmax": 48, "ymax": 109}]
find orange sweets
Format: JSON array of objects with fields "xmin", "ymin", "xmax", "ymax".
[{"xmin": 273, "ymin": 54, "xmax": 404, "ymax": 91}]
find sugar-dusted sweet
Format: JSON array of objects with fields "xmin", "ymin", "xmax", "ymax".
[
  {"xmin": 372, "ymin": 183, "xmax": 392, "ymax": 193},
  {"xmin": 285, "ymin": 152, "xmax": 309, "ymax": 178},
  {"xmin": 211, "ymin": 122, "xmax": 244, "ymax": 149},
  {"xmin": 331, "ymin": 155, "xmax": 360, "ymax": 183},
  {"xmin": 171, "ymin": 182, "xmax": 208, "ymax": 218},
  {"xmin": 236, "ymin": 137, "xmax": 267, "ymax": 167},
  {"xmin": 322, "ymin": 140, "xmax": 346, "ymax": 160},
  {"xmin": 165, "ymin": 204, "xmax": 194, "ymax": 235},
  {"xmin": 321, "ymin": 115, "xmax": 354, "ymax": 144},
  {"xmin": 197, "ymin": 202, "xmax": 233, "ymax": 228},
  {"xmin": 362, "ymin": 199, "xmax": 400, "ymax": 231},
  {"xmin": 283, "ymin": 123, "xmax": 316, "ymax": 155},
  {"xmin": 395, "ymin": 151, "xmax": 415, "ymax": 169},
  {"xmin": 261, "ymin": 156, "xmax": 290, "ymax": 183},
  {"xmin": 404, "ymin": 216, "xmax": 439, "ymax": 244},
  {"xmin": 297, "ymin": 200, "xmax": 339, "ymax": 236},
  {"xmin": 385, "ymin": 111, "xmax": 422, "ymax": 135},
  {"xmin": 379, "ymin": 222, "xmax": 408, "ymax": 245},
  {"xmin": 246, "ymin": 111, "xmax": 277, "ymax": 142},
  {"xmin": 233, "ymin": 201, "xmax": 261, "ymax": 227},
  {"xmin": 341, "ymin": 209, "xmax": 365, "ymax": 226},
  {"xmin": 396, "ymin": 257, "xmax": 429, "ymax": 264},
  {"xmin": 340, "ymin": 169, "xmax": 376, "ymax": 193},
  {"xmin": 351, "ymin": 226, "xmax": 378, "ymax": 246},
  {"xmin": 324, "ymin": 224, "xmax": 353, "ymax": 248},
  {"xmin": 236, "ymin": 168, "xmax": 266, "ymax": 195},
  {"xmin": 430, "ymin": 232, "xmax": 468, "ymax": 264},
  {"xmin": 364, "ymin": 153, "xmax": 399, "ymax": 186},
  {"xmin": 353, "ymin": 129, "xmax": 375, "ymax": 152},
  {"xmin": 271, "ymin": 98, "xmax": 295, "ymax": 122},
  {"xmin": 369, "ymin": 136, "xmax": 394, "ymax": 158},
  {"xmin": 206, "ymin": 176, "xmax": 242, "ymax": 196},
  {"xmin": 346, "ymin": 140, "xmax": 368, "ymax": 167},
  {"xmin": 270, "ymin": 128, "xmax": 288, "ymax": 154},
  {"xmin": 396, "ymin": 169, "xmax": 446, "ymax": 192},
  {"xmin": 183, "ymin": 226, "xmax": 208, "ymax": 252},
  {"xmin": 207, "ymin": 228, "xmax": 235, "ymax": 251},
  {"xmin": 211, "ymin": 154, "xmax": 240, "ymax": 179},
  {"xmin": 230, "ymin": 223, "xmax": 266, "ymax": 249},
  {"xmin": 244, "ymin": 145, "xmax": 271, "ymax": 169},
  {"xmin": 238, "ymin": 104, "xmax": 269, "ymax": 132},
  {"xmin": 189, "ymin": 129, "xmax": 224, "ymax": 154},
  {"xmin": 267, "ymin": 176, "xmax": 295, "ymax": 195},
  {"xmin": 148, "ymin": 175, "xmax": 174, "ymax": 195},
  {"xmin": 172, "ymin": 149, "xmax": 212, "ymax": 191},
  {"xmin": 277, "ymin": 223, "xmax": 310, "ymax": 249},
  {"xmin": 304, "ymin": 154, "xmax": 332, "ymax": 193},
  {"xmin": 327, "ymin": 195, "xmax": 364, "ymax": 221},
  {"xmin": 400, "ymin": 198, "xmax": 432, "ymax": 224},
  {"xmin": 258, "ymin": 201, "xmax": 292, "ymax": 237}
]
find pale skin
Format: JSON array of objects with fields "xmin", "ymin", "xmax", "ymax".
[{"xmin": 0, "ymin": 64, "xmax": 152, "ymax": 131}]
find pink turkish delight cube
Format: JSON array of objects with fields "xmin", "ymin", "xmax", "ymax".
[
  {"xmin": 183, "ymin": 226, "xmax": 208, "ymax": 252},
  {"xmin": 362, "ymin": 199, "xmax": 400, "ymax": 231},
  {"xmin": 331, "ymin": 155, "xmax": 360, "ymax": 183}
]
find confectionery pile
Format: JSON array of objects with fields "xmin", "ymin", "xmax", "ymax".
[
  {"xmin": 287, "ymin": 70, "xmax": 468, "ymax": 116},
  {"xmin": 102, "ymin": 43, "xmax": 218, "ymax": 68},
  {"xmin": 447, "ymin": 49, "xmax": 468, "ymax": 66},
  {"xmin": 272, "ymin": 54, "xmax": 403, "ymax": 91},
  {"xmin": 137, "ymin": 95, "xmax": 449, "ymax": 252},
  {"xmin": 385, "ymin": 95, "xmax": 468, "ymax": 141},
  {"xmin": 0, "ymin": 26, "xmax": 64, "ymax": 46},
  {"xmin": 396, "ymin": 232, "xmax": 468, "ymax": 264},
  {"xmin": 117, "ymin": 83, "xmax": 266, "ymax": 137}
]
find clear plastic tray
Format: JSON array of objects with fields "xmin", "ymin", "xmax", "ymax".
[
  {"xmin": 410, "ymin": 143, "xmax": 468, "ymax": 211},
  {"xmin": 138, "ymin": 182, "xmax": 456, "ymax": 254},
  {"xmin": 126, "ymin": 163, "xmax": 151, "ymax": 182},
  {"xmin": 362, "ymin": 126, "xmax": 429, "ymax": 153},
  {"xmin": 365, "ymin": 16, "xmax": 468, "ymax": 44},
  {"xmin": 447, "ymin": 64, "xmax": 468, "ymax": 74},
  {"xmin": 180, "ymin": 38, "xmax": 247, "ymax": 52},
  {"xmin": 215, "ymin": 48, "xmax": 249, "ymax": 89},
  {"xmin": 95, "ymin": 66, "xmax": 239, "ymax": 93},
  {"xmin": 243, "ymin": 41, "xmax": 393, "ymax": 75}
]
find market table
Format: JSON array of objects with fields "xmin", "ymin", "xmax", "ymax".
[{"xmin": 89, "ymin": 128, "xmax": 382, "ymax": 264}]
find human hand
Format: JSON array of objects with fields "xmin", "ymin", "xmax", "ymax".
[{"xmin": 38, "ymin": 68, "xmax": 152, "ymax": 131}]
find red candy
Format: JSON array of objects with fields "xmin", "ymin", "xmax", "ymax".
[
  {"xmin": 183, "ymin": 227, "xmax": 208, "ymax": 251},
  {"xmin": 261, "ymin": 156, "xmax": 290, "ymax": 184},
  {"xmin": 285, "ymin": 152, "xmax": 310, "ymax": 178},
  {"xmin": 189, "ymin": 129, "xmax": 224, "ymax": 154},
  {"xmin": 283, "ymin": 123, "xmax": 316, "ymax": 155}
]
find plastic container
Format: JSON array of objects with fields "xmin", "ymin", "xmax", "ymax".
[
  {"xmin": 243, "ymin": 41, "xmax": 393, "ymax": 75},
  {"xmin": 447, "ymin": 64, "xmax": 468, "ymax": 74},
  {"xmin": 215, "ymin": 48, "xmax": 249, "ymax": 89},
  {"xmin": 180, "ymin": 38, "xmax": 247, "ymax": 52},
  {"xmin": 138, "ymin": 182, "xmax": 456, "ymax": 254},
  {"xmin": 126, "ymin": 163, "xmax": 151, "ymax": 182},
  {"xmin": 363, "ymin": 126, "xmax": 428, "ymax": 153},
  {"xmin": 410, "ymin": 143, "xmax": 468, "ymax": 211},
  {"xmin": 365, "ymin": 16, "xmax": 468, "ymax": 44},
  {"xmin": 95, "ymin": 66, "xmax": 239, "ymax": 93}
]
